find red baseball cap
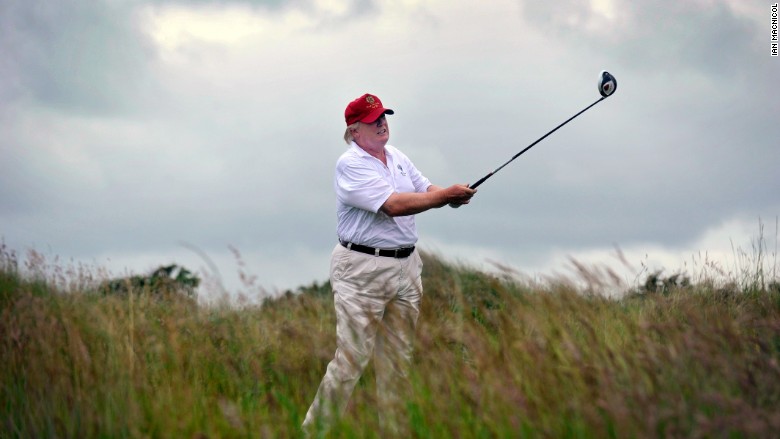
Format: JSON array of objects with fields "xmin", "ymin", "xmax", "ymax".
[{"xmin": 344, "ymin": 93, "xmax": 394, "ymax": 125}]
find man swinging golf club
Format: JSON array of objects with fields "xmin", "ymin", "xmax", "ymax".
[
  {"xmin": 302, "ymin": 93, "xmax": 475, "ymax": 434},
  {"xmin": 303, "ymin": 72, "xmax": 617, "ymax": 434}
]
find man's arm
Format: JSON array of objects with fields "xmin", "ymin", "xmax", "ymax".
[{"xmin": 380, "ymin": 184, "xmax": 475, "ymax": 217}]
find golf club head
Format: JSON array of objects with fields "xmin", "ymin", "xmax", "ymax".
[{"xmin": 598, "ymin": 70, "xmax": 617, "ymax": 97}]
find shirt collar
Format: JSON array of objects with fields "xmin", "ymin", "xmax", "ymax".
[
  {"xmin": 349, "ymin": 141, "xmax": 369, "ymax": 157},
  {"xmin": 350, "ymin": 141, "xmax": 394, "ymax": 161}
]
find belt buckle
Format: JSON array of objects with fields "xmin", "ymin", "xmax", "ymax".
[{"xmin": 393, "ymin": 248, "xmax": 399, "ymax": 258}]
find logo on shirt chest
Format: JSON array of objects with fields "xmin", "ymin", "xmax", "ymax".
[{"xmin": 396, "ymin": 164, "xmax": 407, "ymax": 176}]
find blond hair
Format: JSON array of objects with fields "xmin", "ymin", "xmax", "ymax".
[{"xmin": 343, "ymin": 122, "xmax": 359, "ymax": 145}]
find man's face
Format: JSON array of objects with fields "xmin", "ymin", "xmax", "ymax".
[{"xmin": 354, "ymin": 115, "xmax": 389, "ymax": 149}]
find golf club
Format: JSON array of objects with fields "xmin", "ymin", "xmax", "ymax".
[{"xmin": 456, "ymin": 71, "xmax": 617, "ymax": 200}]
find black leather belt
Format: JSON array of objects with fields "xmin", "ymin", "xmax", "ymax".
[{"xmin": 340, "ymin": 240, "xmax": 415, "ymax": 258}]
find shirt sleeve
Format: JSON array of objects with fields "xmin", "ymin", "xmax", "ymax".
[
  {"xmin": 408, "ymin": 162, "xmax": 431, "ymax": 193},
  {"xmin": 393, "ymin": 147, "xmax": 431, "ymax": 193},
  {"xmin": 335, "ymin": 159, "xmax": 395, "ymax": 213}
]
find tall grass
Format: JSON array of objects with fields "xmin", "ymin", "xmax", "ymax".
[{"xmin": 2, "ymin": 243, "xmax": 780, "ymax": 438}]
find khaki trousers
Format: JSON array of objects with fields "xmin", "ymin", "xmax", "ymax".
[{"xmin": 303, "ymin": 244, "xmax": 423, "ymax": 432}]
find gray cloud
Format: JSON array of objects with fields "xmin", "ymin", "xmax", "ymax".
[
  {"xmin": 522, "ymin": 0, "xmax": 761, "ymax": 80},
  {"xmin": 148, "ymin": 0, "xmax": 379, "ymax": 22},
  {"xmin": 0, "ymin": 0, "xmax": 157, "ymax": 114},
  {"xmin": 151, "ymin": 0, "xmax": 289, "ymax": 7},
  {"xmin": 1, "ymin": 0, "xmax": 777, "ymax": 292}
]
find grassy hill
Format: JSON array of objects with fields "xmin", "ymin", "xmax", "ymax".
[{"xmin": 2, "ymin": 247, "xmax": 779, "ymax": 438}]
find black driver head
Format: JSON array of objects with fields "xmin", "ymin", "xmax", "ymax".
[{"xmin": 598, "ymin": 71, "xmax": 617, "ymax": 97}]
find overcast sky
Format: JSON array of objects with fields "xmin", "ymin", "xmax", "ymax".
[{"xmin": 2, "ymin": 0, "xmax": 778, "ymax": 300}]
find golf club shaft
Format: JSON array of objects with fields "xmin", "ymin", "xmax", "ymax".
[{"xmin": 469, "ymin": 96, "xmax": 606, "ymax": 189}]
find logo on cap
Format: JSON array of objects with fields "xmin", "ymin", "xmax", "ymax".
[{"xmin": 365, "ymin": 95, "xmax": 380, "ymax": 109}]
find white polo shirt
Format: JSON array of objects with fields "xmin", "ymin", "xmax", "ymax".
[{"xmin": 335, "ymin": 142, "xmax": 432, "ymax": 248}]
